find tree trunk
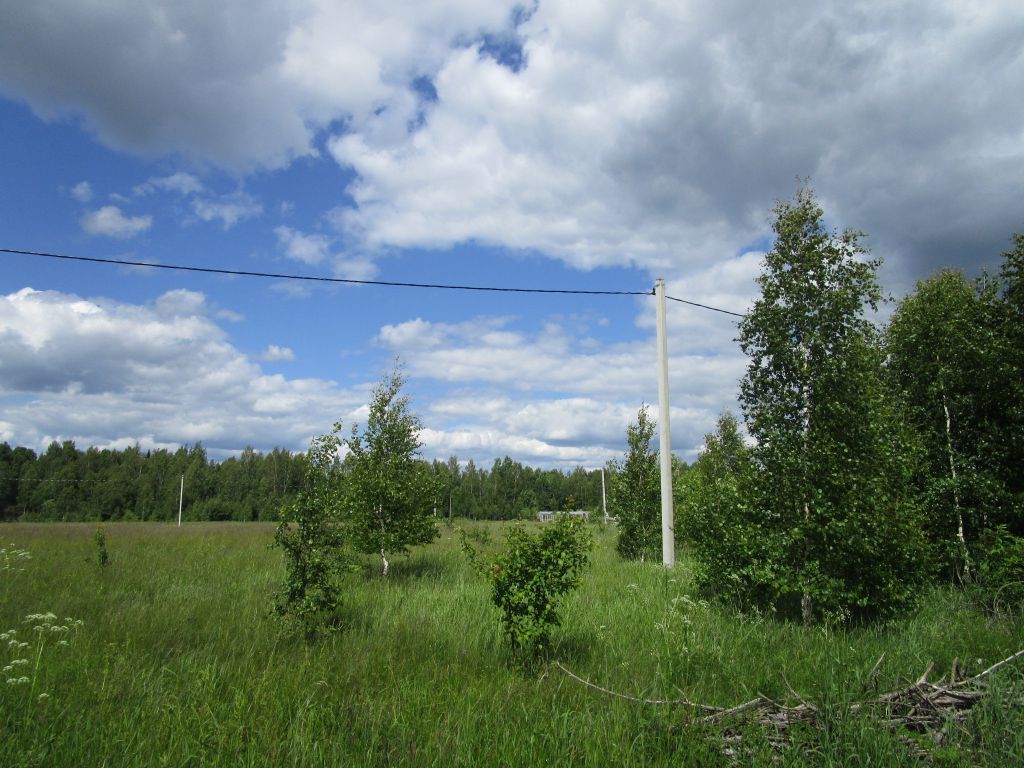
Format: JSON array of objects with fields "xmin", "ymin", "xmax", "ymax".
[
  {"xmin": 940, "ymin": 386, "xmax": 971, "ymax": 580},
  {"xmin": 800, "ymin": 344, "xmax": 814, "ymax": 625},
  {"xmin": 378, "ymin": 505, "xmax": 389, "ymax": 576}
]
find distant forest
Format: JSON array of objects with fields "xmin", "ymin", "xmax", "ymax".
[{"xmin": 0, "ymin": 441, "xmax": 609, "ymax": 523}]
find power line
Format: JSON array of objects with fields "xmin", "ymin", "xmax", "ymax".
[
  {"xmin": 2, "ymin": 246, "xmax": 747, "ymax": 316},
  {"xmin": 1, "ymin": 247, "xmax": 651, "ymax": 297},
  {"xmin": 664, "ymin": 294, "xmax": 746, "ymax": 318}
]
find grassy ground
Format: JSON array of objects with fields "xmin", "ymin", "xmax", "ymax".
[{"xmin": 1, "ymin": 521, "xmax": 1021, "ymax": 767}]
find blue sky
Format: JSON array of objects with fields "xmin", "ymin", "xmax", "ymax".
[{"xmin": 1, "ymin": 0, "xmax": 1022, "ymax": 468}]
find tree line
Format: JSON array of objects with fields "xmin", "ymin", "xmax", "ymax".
[
  {"xmin": 0, "ymin": 441, "xmax": 606, "ymax": 524},
  {"xmin": 609, "ymin": 186, "xmax": 1023, "ymax": 622}
]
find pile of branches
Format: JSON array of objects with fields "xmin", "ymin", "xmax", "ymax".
[{"xmin": 555, "ymin": 648, "xmax": 1024, "ymax": 758}]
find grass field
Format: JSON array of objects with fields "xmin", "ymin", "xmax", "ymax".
[{"xmin": 2, "ymin": 522, "xmax": 1022, "ymax": 767}]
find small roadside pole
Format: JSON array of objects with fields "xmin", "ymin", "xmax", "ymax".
[
  {"xmin": 177, "ymin": 474, "xmax": 184, "ymax": 527},
  {"xmin": 655, "ymin": 279, "xmax": 675, "ymax": 567}
]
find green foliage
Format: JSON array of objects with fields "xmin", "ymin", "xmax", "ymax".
[
  {"xmin": 3, "ymin": 523, "xmax": 1024, "ymax": 766},
  {"xmin": 974, "ymin": 527, "xmax": 1024, "ymax": 615},
  {"xmin": 1, "ymin": 439, "xmax": 308, "ymax": 522},
  {"xmin": 884, "ymin": 268, "xmax": 1017, "ymax": 578},
  {"xmin": 609, "ymin": 405, "xmax": 661, "ymax": 561},
  {"xmin": 1, "ymin": 437, "xmax": 607, "ymax": 525},
  {"xmin": 341, "ymin": 367, "xmax": 440, "ymax": 575},
  {"xmin": 93, "ymin": 527, "xmax": 109, "ymax": 568},
  {"xmin": 273, "ymin": 428, "xmax": 350, "ymax": 635},
  {"xmin": 733, "ymin": 185, "xmax": 927, "ymax": 622},
  {"xmin": 678, "ymin": 413, "xmax": 770, "ymax": 606},
  {"xmin": 483, "ymin": 515, "xmax": 592, "ymax": 652}
]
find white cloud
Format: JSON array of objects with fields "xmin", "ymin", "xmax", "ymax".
[
  {"xmin": 4, "ymin": 1, "xmax": 1020, "ymax": 283},
  {"xmin": 0, "ymin": 287, "xmax": 367, "ymax": 455},
  {"xmin": 260, "ymin": 344, "xmax": 295, "ymax": 362},
  {"xmin": 275, "ymin": 226, "xmax": 329, "ymax": 265},
  {"xmin": 191, "ymin": 192, "xmax": 262, "ymax": 229},
  {"xmin": 133, "ymin": 172, "xmax": 204, "ymax": 196},
  {"xmin": 69, "ymin": 180, "xmax": 93, "ymax": 202},
  {"xmin": 378, "ymin": 293, "xmax": 749, "ymax": 463},
  {"xmin": 0, "ymin": 0, "xmax": 518, "ymax": 170},
  {"xmin": 79, "ymin": 205, "xmax": 152, "ymax": 238},
  {"xmin": 327, "ymin": 0, "xmax": 1024, "ymax": 287},
  {"xmin": 274, "ymin": 225, "xmax": 380, "ymax": 281}
]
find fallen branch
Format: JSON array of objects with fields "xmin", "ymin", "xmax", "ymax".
[
  {"xmin": 552, "ymin": 661, "xmax": 721, "ymax": 711},
  {"xmin": 555, "ymin": 647, "xmax": 1024, "ymax": 759}
]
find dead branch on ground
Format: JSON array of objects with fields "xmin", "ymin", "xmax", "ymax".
[{"xmin": 555, "ymin": 648, "xmax": 1024, "ymax": 759}]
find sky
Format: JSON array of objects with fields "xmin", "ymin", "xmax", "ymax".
[{"xmin": 1, "ymin": 0, "xmax": 1022, "ymax": 469}]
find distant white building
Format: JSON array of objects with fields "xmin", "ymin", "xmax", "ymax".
[{"xmin": 536, "ymin": 510, "xmax": 589, "ymax": 522}]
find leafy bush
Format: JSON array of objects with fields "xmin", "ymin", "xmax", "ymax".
[
  {"xmin": 678, "ymin": 413, "xmax": 776, "ymax": 608},
  {"xmin": 273, "ymin": 428, "xmax": 351, "ymax": 636},
  {"xmin": 974, "ymin": 526, "xmax": 1024, "ymax": 614},
  {"xmin": 468, "ymin": 516, "xmax": 592, "ymax": 653},
  {"xmin": 609, "ymin": 405, "xmax": 660, "ymax": 561}
]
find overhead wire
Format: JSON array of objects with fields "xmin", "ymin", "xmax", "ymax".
[
  {"xmin": 664, "ymin": 294, "xmax": 746, "ymax": 318},
  {"xmin": 1, "ymin": 248, "xmax": 650, "ymax": 297},
  {"xmin": 2, "ymin": 246, "xmax": 747, "ymax": 316}
]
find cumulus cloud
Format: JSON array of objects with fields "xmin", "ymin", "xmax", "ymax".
[
  {"xmin": 5, "ymin": 1, "xmax": 1019, "ymax": 285},
  {"xmin": 275, "ymin": 226, "xmax": 329, "ymax": 265},
  {"xmin": 0, "ymin": 0, "xmax": 518, "ymax": 170},
  {"xmin": 133, "ymin": 172, "xmax": 203, "ymax": 196},
  {"xmin": 260, "ymin": 344, "xmax": 295, "ymax": 362},
  {"xmin": 0, "ymin": 287, "xmax": 367, "ymax": 455},
  {"xmin": 377, "ymin": 288, "xmax": 750, "ymax": 463},
  {"xmin": 328, "ymin": 0, "xmax": 1024, "ymax": 289},
  {"xmin": 191, "ymin": 191, "xmax": 262, "ymax": 229},
  {"xmin": 79, "ymin": 205, "xmax": 152, "ymax": 238},
  {"xmin": 69, "ymin": 180, "xmax": 93, "ymax": 202},
  {"xmin": 274, "ymin": 225, "xmax": 380, "ymax": 281}
]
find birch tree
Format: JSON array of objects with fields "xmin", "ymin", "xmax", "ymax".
[
  {"xmin": 884, "ymin": 270, "xmax": 1006, "ymax": 579},
  {"xmin": 738, "ymin": 185, "xmax": 926, "ymax": 622},
  {"xmin": 342, "ymin": 367, "xmax": 440, "ymax": 575}
]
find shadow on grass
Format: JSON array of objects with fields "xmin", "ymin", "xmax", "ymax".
[
  {"xmin": 353, "ymin": 552, "xmax": 457, "ymax": 583},
  {"xmin": 549, "ymin": 629, "xmax": 597, "ymax": 665}
]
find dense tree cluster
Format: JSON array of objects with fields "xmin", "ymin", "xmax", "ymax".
[
  {"xmin": 0, "ymin": 440, "xmax": 606, "ymax": 524},
  {"xmin": 677, "ymin": 187, "xmax": 1023, "ymax": 622},
  {"xmin": 0, "ymin": 441, "xmax": 307, "ymax": 523}
]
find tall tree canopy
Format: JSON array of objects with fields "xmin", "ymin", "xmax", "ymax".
[{"xmin": 734, "ymin": 186, "xmax": 926, "ymax": 622}]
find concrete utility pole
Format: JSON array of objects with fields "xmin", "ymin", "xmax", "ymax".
[
  {"xmin": 654, "ymin": 279, "xmax": 675, "ymax": 567},
  {"xmin": 177, "ymin": 474, "xmax": 184, "ymax": 527},
  {"xmin": 600, "ymin": 467, "xmax": 608, "ymax": 524}
]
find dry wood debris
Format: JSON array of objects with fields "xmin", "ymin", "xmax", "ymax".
[{"xmin": 555, "ymin": 649, "xmax": 1024, "ymax": 759}]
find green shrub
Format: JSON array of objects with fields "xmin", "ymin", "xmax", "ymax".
[
  {"xmin": 93, "ymin": 527, "xmax": 109, "ymax": 568},
  {"xmin": 480, "ymin": 516, "xmax": 593, "ymax": 653},
  {"xmin": 609, "ymin": 405, "xmax": 660, "ymax": 561},
  {"xmin": 975, "ymin": 526, "xmax": 1024, "ymax": 614},
  {"xmin": 273, "ymin": 428, "xmax": 351, "ymax": 636}
]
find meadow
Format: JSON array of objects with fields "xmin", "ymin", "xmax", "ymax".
[{"xmin": 2, "ymin": 522, "xmax": 1022, "ymax": 767}]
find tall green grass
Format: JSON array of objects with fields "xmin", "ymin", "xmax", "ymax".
[{"xmin": 1, "ymin": 522, "xmax": 1021, "ymax": 767}]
